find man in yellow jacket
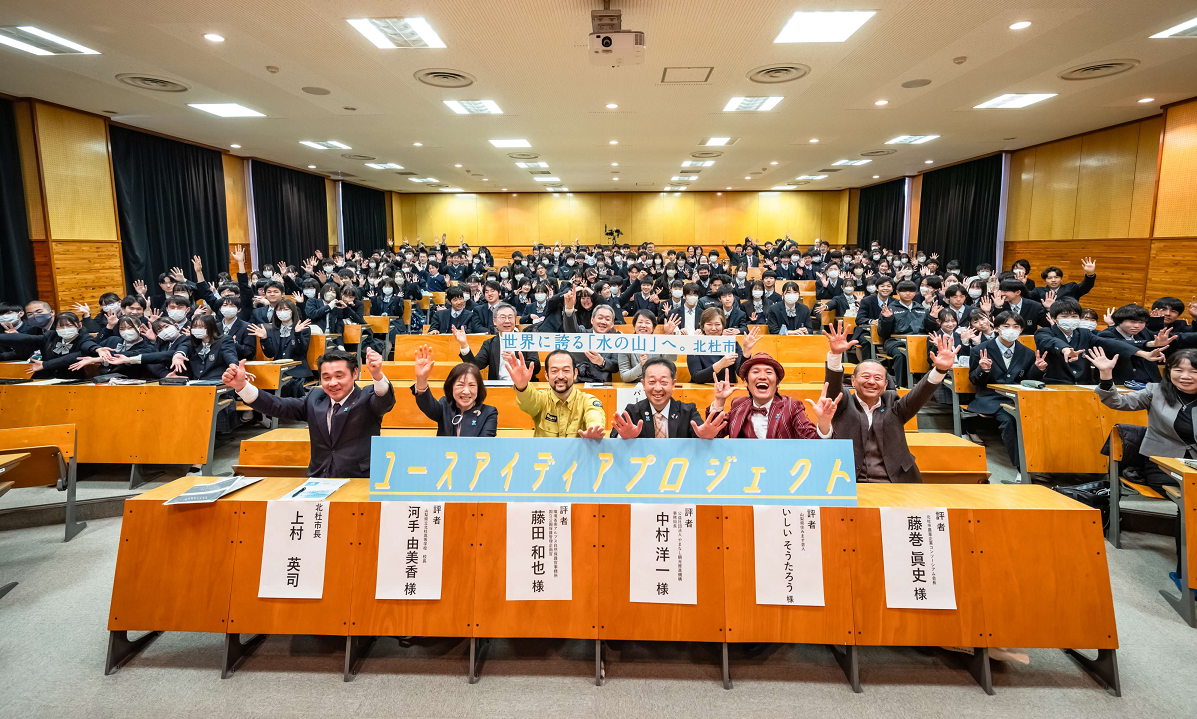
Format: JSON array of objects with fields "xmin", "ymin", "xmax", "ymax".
[{"xmin": 504, "ymin": 349, "xmax": 607, "ymax": 439}]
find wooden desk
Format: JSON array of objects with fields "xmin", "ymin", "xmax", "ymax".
[
  {"xmin": 0, "ymin": 362, "xmax": 28, "ymax": 379},
  {"xmin": 992, "ymin": 384, "xmax": 1147, "ymax": 479},
  {"xmin": 107, "ymin": 480, "xmax": 1120, "ymax": 693},
  {"xmin": 0, "ymin": 452, "xmax": 29, "ymax": 478},
  {"xmin": 1148, "ymin": 457, "xmax": 1197, "ymax": 627},
  {"xmin": 942, "ymin": 365, "xmax": 975, "ymax": 437}
]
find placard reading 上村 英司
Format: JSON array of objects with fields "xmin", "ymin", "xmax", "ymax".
[{"xmin": 369, "ymin": 437, "xmax": 857, "ymax": 506}]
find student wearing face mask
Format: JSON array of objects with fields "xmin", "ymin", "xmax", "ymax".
[
  {"xmin": 79, "ymin": 292, "xmax": 122, "ymax": 337},
  {"xmin": 249, "ymin": 298, "xmax": 313, "ymax": 395},
  {"xmin": 741, "ymin": 281, "xmax": 771, "ymax": 325},
  {"xmin": 2, "ymin": 312, "xmax": 99, "ymax": 380},
  {"xmin": 216, "ymin": 295, "xmax": 255, "ymax": 360},
  {"xmin": 730, "ymin": 265, "xmax": 751, "ymax": 299},
  {"xmin": 70, "ymin": 316, "xmax": 158, "ymax": 379},
  {"xmin": 658, "ymin": 280, "xmax": 687, "ymax": 320},
  {"xmin": 163, "ymin": 295, "xmax": 195, "ymax": 332},
  {"xmin": 664, "ymin": 283, "xmax": 704, "ymax": 334},
  {"xmin": 1010, "ymin": 259, "xmax": 1035, "ymax": 292},
  {"xmin": 168, "ymin": 313, "xmax": 238, "ymax": 384},
  {"xmin": 369, "ymin": 278, "xmax": 408, "ymax": 336},
  {"xmin": 1035, "ymin": 298, "xmax": 1143, "ymax": 385},
  {"xmin": 250, "ymin": 280, "xmax": 286, "ymax": 324},
  {"xmin": 819, "ymin": 279, "xmax": 860, "ymax": 320},
  {"xmin": 765, "ymin": 281, "xmax": 813, "ymax": 336},
  {"xmin": 0, "ymin": 301, "xmax": 53, "ymax": 361},
  {"xmin": 816, "ymin": 264, "xmax": 844, "ymax": 300},
  {"xmin": 1098, "ymin": 304, "xmax": 1175, "ymax": 386},
  {"xmin": 879, "ymin": 280, "xmax": 938, "ymax": 385}
]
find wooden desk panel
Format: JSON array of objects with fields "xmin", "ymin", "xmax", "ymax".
[
  {"xmin": 472, "ymin": 503, "xmax": 599, "ymax": 639},
  {"xmin": 1152, "ymin": 457, "xmax": 1197, "ymax": 590},
  {"xmin": 597, "ymin": 504, "xmax": 725, "ymax": 642},
  {"xmin": 0, "ymin": 362, "xmax": 27, "ymax": 379},
  {"xmin": 722, "ymin": 505, "xmax": 855, "ymax": 645},
  {"xmin": 349, "ymin": 501, "xmax": 477, "ymax": 637}
]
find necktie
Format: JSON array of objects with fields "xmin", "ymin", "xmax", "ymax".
[
  {"xmin": 328, "ymin": 402, "xmax": 341, "ymax": 434},
  {"xmin": 1004, "ymin": 348, "xmax": 1014, "ymax": 363},
  {"xmin": 653, "ymin": 412, "xmax": 667, "ymax": 439},
  {"xmin": 749, "ymin": 406, "xmax": 769, "ymax": 417}
]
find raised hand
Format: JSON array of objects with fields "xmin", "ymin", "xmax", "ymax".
[
  {"xmin": 1034, "ymin": 350, "xmax": 1048, "ymax": 372},
  {"xmin": 277, "ymin": 260, "xmax": 287, "ymax": 276},
  {"xmin": 563, "ymin": 286, "xmax": 576, "ymax": 311},
  {"xmin": 295, "ymin": 319, "xmax": 312, "ymax": 333},
  {"xmin": 503, "ymin": 351, "xmax": 535, "ymax": 390},
  {"xmin": 1061, "ymin": 347, "xmax": 1081, "ymax": 363},
  {"xmin": 979, "ymin": 295, "xmax": 993, "ymax": 314},
  {"xmin": 584, "ymin": 349, "xmax": 605, "ymax": 365},
  {"xmin": 1081, "ymin": 256, "xmax": 1096, "ymax": 275},
  {"xmin": 247, "ymin": 323, "xmax": 267, "ymax": 339},
  {"xmin": 578, "ymin": 424, "xmax": 606, "ymax": 441},
  {"xmin": 71, "ymin": 302, "xmax": 91, "ymax": 317},
  {"xmin": 713, "ymin": 369, "xmax": 736, "ymax": 405},
  {"xmin": 139, "ymin": 322, "xmax": 157, "ymax": 342},
  {"xmin": 693, "ymin": 410, "xmax": 728, "ymax": 439},
  {"xmin": 1104, "ymin": 307, "xmax": 1116, "ymax": 328},
  {"xmin": 170, "ymin": 353, "xmax": 189, "ymax": 374},
  {"xmin": 1151, "ymin": 326, "xmax": 1175, "ymax": 349},
  {"xmin": 133, "ymin": 279, "xmax": 148, "ymax": 297},
  {"xmin": 232, "ymin": 245, "xmax": 245, "ymax": 264},
  {"xmin": 803, "ymin": 382, "xmax": 843, "ymax": 435},
  {"xmin": 743, "ymin": 324, "xmax": 763, "ymax": 355},
  {"xmin": 452, "ymin": 323, "xmax": 469, "ymax": 351},
  {"xmin": 1043, "ymin": 290, "xmax": 1057, "ymax": 309},
  {"xmin": 826, "ymin": 320, "xmax": 859, "ymax": 355},
  {"xmin": 364, "ymin": 347, "xmax": 384, "ymax": 380},
  {"xmin": 958, "ymin": 327, "xmax": 976, "ymax": 343},
  {"xmin": 192, "ymin": 255, "xmax": 203, "ymax": 273},
  {"xmin": 1083, "ymin": 346, "xmax": 1118, "ymax": 375},
  {"xmin": 977, "ymin": 348, "xmax": 993, "ymax": 371},
  {"xmin": 930, "ymin": 332, "xmax": 960, "ymax": 371},
  {"xmin": 105, "ymin": 311, "xmax": 119, "ymax": 329},
  {"xmin": 713, "ymin": 353, "xmax": 737, "ymax": 372},
  {"xmin": 612, "ymin": 411, "xmax": 645, "ymax": 440},
  {"xmin": 1, "ymin": 322, "xmax": 15, "ymax": 334},
  {"xmin": 880, "ymin": 302, "xmax": 894, "ymax": 318},
  {"xmin": 663, "ymin": 314, "xmax": 680, "ymax": 335},
  {"xmin": 221, "ymin": 359, "xmax": 249, "ymax": 390}
]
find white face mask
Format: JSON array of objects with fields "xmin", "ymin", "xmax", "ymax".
[
  {"xmin": 968, "ymin": 288, "xmax": 983, "ymax": 299},
  {"xmin": 978, "ymin": 271, "xmax": 991, "ymax": 280},
  {"xmin": 190, "ymin": 327, "xmax": 208, "ymax": 340},
  {"xmin": 220, "ymin": 306, "xmax": 239, "ymax": 318},
  {"xmin": 167, "ymin": 308, "xmax": 187, "ymax": 322},
  {"xmin": 737, "ymin": 271, "xmax": 746, "ymax": 280},
  {"xmin": 120, "ymin": 329, "xmax": 140, "ymax": 343},
  {"xmin": 158, "ymin": 326, "xmax": 179, "ymax": 341},
  {"xmin": 752, "ymin": 289, "xmax": 764, "ymax": 299},
  {"xmin": 323, "ymin": 265, "xmax": 334, "ymax": 272},
  {"xmin": 666, "ymin": 270, "xmax": 676, "ymax": 278},
  {"xmin": 382, "ymin": 286, "xmax": 394, "ymax": 295},
  {"xmin": 57, "ymin": 327, "xmax": 79, "ymax": 341},
  {"xmin": 262, "ymin": 270, "xmax": 273, "ymax": 278},
  {"xmin": 534, "ymin": 292, "xmax": 547, "ymax": 303},
  {"xmin": 324, "ymin": 292, "xmax": 336, "ymax": 302},
  {"xmin": 303, "ymin": 288, "xmax": 316, "ymax": 298},
  {"xmin": 566, "ymin": 259, "xmax": 575, "ymax": 266},
  {"xmin": 827, "ymin": 270, "xmax": 839, "ymax": 280},
  {"xmin": 684, "ymin": 296, "xmax": 698, "ymax": 308},
  {"xmin": 999, "ymin": 327, "xmax": 1022, "ymax": 343},
  {"xmin": 671, "ymin": 289, "xmax": 684, "ymax": 299},
  {"xmin": 866, "ymin": 285, "xmax": 877, "ymax": 294},
  {"xmin": 102, "ymin": 303, "xmax": 120, "ymax": 314},
  {"xmin": 500, "ymin": 271, "xmax": 509, "ymax": 278},
  {"xmin": 1056, "ymin": 317, "xmax": 1081, "ymax": 331},
  {"xmin": 0, "ymin": 312, "xmax": 18, "ymax": 324},
  {"xmin": 1080, "ymin": 319, "xmax": 1098, "ymax": 330},
  {"xmin": 784, "ymin": 293, "xmax": 800, "ymax": 305},
  {"xmin": 872, "ymin": 254, "xmax": 880, "ymax": 261},
  {"xmin": 276, "ymin": 310, "xmax": 292, "ymax": 322}
]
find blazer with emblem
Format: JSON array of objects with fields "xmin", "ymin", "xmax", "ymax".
[
  {"xmin": 247, "ymin": 382, "xmax": 396, "ymax": 477},
  {"xmin": 411, "ymin": 386, "xmax": 498, "ymax": 437},
  {"xmin": 610, "ymin": 398, "xmax": 705, "ymax": 438},
  {"xmin": 707, "ymin": 393, "xmax": 819, "ymax": 439},
  {"xmin": 967, "ymin": 338, "xmax": 1043, "ymax": 415}
]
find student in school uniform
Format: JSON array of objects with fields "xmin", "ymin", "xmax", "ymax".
[
  {"xmin": 167, "ymin": 313, "xmax": 238, "ymax": 382},
  {"xmin": 252, "ymin": 298, "xmax": 313, "ymax": 396},
  {"xmin": 610, "ymin": 358, "xmax": 727, "ymax": 439},
  {"xmin": 215, "ymin": 295, "xmax": 256, "ymax": 360},
  {"xmin": 1030, "ymin": 257, "xmax": 1097, "ymax": 302},
  {"xmin": 428, "ymin": 287, "xmax": 486, "ymax": 335},
  {"xmin": 765, "ymin": 281, "xmax": 813, "ymax": 335},
  {"xmin": 250, "ymin": 280, "xmax": 286, "ymax": 324},
  {"xmin": 994, "ymin": 279, "xmax": 1049, "ymax": 334},
  {"xmin": 1148, "ymin": 297, "xmax": 1191, "ymax": 335},
  {"xmin": 369, "ymin": 278, "xmax": 409, "ymax": 349},
  {"xmin": 878, "ymin": 280, "xmax": 937, "ymax": 385},
  {"xmin": 1033, "ymin": 298, "xmax": 1143, "ymax": 385},
  {"xmin": 968, "ymin": 311, "xmax": 1050, "ymax": 483},
  {"xmin": 716, "ymin": 286, "xmax": 748, "ymax": 334},
  {"xmin": 665, "ymin": 283, "xmax": 704, "ymax": 334},
  {"xmin": 740, "ymin": 281, "xmax": 771, "ymax": 326},
  {"xmin": 69, "ymin": 316, "xmax": 160, "ymax": 379},
  {"xmin": 1, "ymin": 311, "xmax": 99, "ymax": 380},
  {"xmin": 1097, "ymin": 304, "xmax": 1174, "ymax": 386}
]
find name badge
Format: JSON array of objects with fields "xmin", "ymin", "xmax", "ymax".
[{"xmin": 545, "ymin": 413, "xmax": 558, "ymax": 423}]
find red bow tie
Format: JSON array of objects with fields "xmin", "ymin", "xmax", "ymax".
[{"xmin": 749, "ymin": 406, "xmax": 769, "ymax": 416}]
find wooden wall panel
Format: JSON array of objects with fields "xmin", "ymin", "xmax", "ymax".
[
  {"xmin": 1145, "ymin": 239, "xmax": 1197, "ymax": 312},
  {"xmin": 662, "ymin": 192, "xmax": 694, "ymax": 246},
  {"xmin": 1004, "ymin": 148, "xmax": 1036, "ymax": 242},
  {"xmin": 12, "ymin": 101, "xmax": 45, "ymax": 241},
  {"xmin": 476, "ymin": 192, "xmax": 509, "ymax": 246},
  {"xmin": 506, "ymin": 192, "xmax": 539, "ymax": 246},
  {"xmin": 790, "ymin": 192, "xmax": 821, "ymax": 245},
  {"xmin": 30, "ymin": 240, "xmax": 53, "ymax": 305},
  {"xmin": 819, "ymin": 189, "xmax": 848, "ymax": 244},
  {"xmin": 723, "ymin": 191, "xmax": 757, "ymax": 244},
  {"xmin": 630, "ymin": 192, "xmax": 663, "ymax": 244},
  {"xmin": 383, "ymin": 190, "xmax": 394, "ymax": 247},
  {"xmin": 1003, "ymin": 239, "xmax": 1150, "ymax": 310},
  {"xmin": 693, "ymin": 192, "xmax": 725, "ymax": 247},
  {"xmin": 1074, "ymin": 123, "xmax": 1140, "ymax": 239},
  {"xmin": 1129, "ymin": 116, "xmax": 1162, "ymax": 237},
  {"xmin": 222, "ymin": 154, "xmax": 249, "ymax": 273},
  {"xmin": 847, "ymin": 188, "xmax": 860, "ymax": 246},
  {"xmin": 398, "ymin": 194, "xmax": 417, "ymax": 244},
  {"xmin": 537, "ymin": 192, "xmax": 570, "ymax": 244},
  {"xmin": 569, "ymin": 192, "xmax": 601, "ymax": 244},
  {"xmin": 755, "ymin": 191, "xmax": 785, "ymax": 242},
  {"xmin": 1153, "ymin": 100, "xmax": 1197, "ymax": 238},
  {"xmin": 1028, "ymin": 136, "xmax": 1081, "ymax": 240},
  {"xmin": 33, "ymin": 103, "xmax": 118, "ymax": 242},
  {"xmin": 599, "ymin": 193, "xmax": 632, "ymax": 242},
  {"xmin": 50, "ymin": 241, "xmax": 125, "ymax": 309}
]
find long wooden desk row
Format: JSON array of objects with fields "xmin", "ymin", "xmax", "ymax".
[
  {"xmin": 234, "ymin": 428, "xmax": 988, "ymax": 485},
  {"xmin": 1144, "ymin": 457, "xmax": 1197, "ymax": 628},
  {"xmin": 106, "ymin": 478, "xmax": 1119, "ymax": 694}
]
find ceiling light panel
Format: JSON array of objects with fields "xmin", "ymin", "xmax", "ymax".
[
  {"xmin": 771, "ymin": 185, "xmax": 798, "ymax": 190},
  {"xmin": 188, "ymin": 103, "xmax": 264, "ymax": 117},
  {"xmin": 723, "ymin": 96, "xmax": 783, "ymax": 112},
  {"xmin": 443, "ymin": 100, "xmax": 502, "ymax": 114},
  {"xmin": 797, "ymin": 175, "xmax": 828, "ymax": 180},
  {"xmin": 682, "ymin": 160, "xmax": 714, "ymax": 167},
  {"xmin": 346, "ymin": 18, "xmax": 446, "ymax": 48},
  {"xmin": 0, "ymin": 26, "xmax": 99, "ymax": 55},
  {"xmin": 300, "ymin": 140, "xmax": 351, "ymax": 149},
  {"xmin": 515, "ymin": 162, "xmax": 548, "ymax": 168},
  {"xmin": 774, "ymin": 11, "xmax": 875, "ymax": 43},
  {"xmin": 490, "ymin": 139, "xmax": 531, "ymax": 147},
  {"xmin": 365, "ymin": 163, "xmax": 404, "ymax": 170},
  {"xmin": 831, "ymin": 159, "xmax": 872, "ymax": 166},
  {"xmin": 1150, "ymin": 16, "xmax": 1197, "ymax": 38},
  {"xmin": 974, "ymin": 93, "xmax": 1057, "ymax": 109},
  {"xmin": 699, "ymin": 137, "xmax": 738, "ymax": 146},
  {"xmin": 885, "ymin": 135, "xmax": 940, "ymax": 144},
  {"xmin": 408, "ymin": 177, "xmax": 438, "ymax": 183},
  {"xmin": 533, "ymin": 177, "xmax": 562, "ymax": 182}
]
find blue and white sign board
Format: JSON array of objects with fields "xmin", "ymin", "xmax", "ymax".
[
  {"xmin": 370, "ymin": 437, "xmax": 857, "ymax": 506},
  {"xmin": 500, "ymin": 332, "xmax": 739, "ymax": 356}
]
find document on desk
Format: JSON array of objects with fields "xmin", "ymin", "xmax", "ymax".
[
  {"xmin": 506, "ymin": 503, "xmax": 572, "ymax": 600},
  {"xmin": 753, "ymin": 505, "xmax": 824, "ymax": 606},
  {"xmin": 163, "ymin": 475, "xmax": 264, "ymax": 505},
  {"xmin": 879, "ymin": 507, "xmax": 956, "ymax": 610},
  {"xmin": 259, "ymin": 499, "xmax": 329, "ymax": 598},
  {"xmin": 376, "ymin": 501, "xmax": 444, "ymax": 600},
  {"xmin": 277, "ymin": 478, "xmax": 348, "ymax": 501}
]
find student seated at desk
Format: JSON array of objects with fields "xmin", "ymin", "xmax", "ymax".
[
  {"xmin": 428, "ymin": 287, "xmax": 485, "ymax": 335},
  {"xmin": 167, "ymin": 314, "xmax": 239, "ymax": 382},
  {"xmin": 1034, "ymin": 298, "xmax": 1143, "ymax": 385},
  {"xmin": 368, "ymin": 277, "xmax": 407, "ymax": 335},
  {"xmin": 69, "ymin": 316, "xmax": 159, "ymax": 379},
  {"xmin": 1148, "ymin": 297, "xmax": 1191, "ymax": 335},
  {"xmin": 251, "ymin": 298, "xmax": 313, "ymax": 396},
  {"xmin": 994, "ymin": 279, "xmax": 1049, "ymax": 334},
  {"xmin": 0, "ymin": 301, "xmax": 51, "ymax": 360},
  {"xmin": 216, "ymin": 295, "xmax": 255, "ymax": 360},
  {"xmin": 968, "ymin": 311, "xmax": 1050, "ymax": 483},
  {"xmin": 0, "ymin": 311, "xmax": 99, "ymax": 380},
  {"xmin": 687, "ymin": 309, "xmax": 762, "ymax": 385},
  {"xmin": 1029, "ymin": 257, "xmax": 1096, "ymax": 303},
  {"xmin": 878, "ymin": 280, "xmax": 936, "ymax": 385},
  {"xmin": 716, "ymin": 286, "xmax": 748, "ymax": 334},
  {"xmin": 1098, "ymin": 304, "xmax": 1176, "ymax": 387},
  {"xmin": 411, "ymin": 345, "xmax": 497, "ymax": 437},
  {"xmin": 765, "ymin": 281, "xmax": 813, "ymax": 336},
  {"xmin": 224, "ymin": 348, "xmax": 396, "ymax": 477},
  {"xmin": 610, "ymin": 358, "xmax": 726, "ymax": 439}
]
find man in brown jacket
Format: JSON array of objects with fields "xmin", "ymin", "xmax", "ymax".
[{"xmin": 806, "ymin": 322, "xmax": 958, "ymax": 483}]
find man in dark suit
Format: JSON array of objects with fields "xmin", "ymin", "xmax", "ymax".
[
  {"xmin": 429, "ymin": 287, "xmax": 485, "ymax": 334},
  {"xmin": 456, "ymin": 303, "xmax": 540, "ymax": 381},
  {"xmin": 994, "ymin": 278, "xmax": 1049, "ymax": 334},
  {"xmin": 610, "ymin": 358, "xmax": 728, "ymax": 438},
  {"xmin": 968, "ymin": 311, "xmax": 1049, "ymax": 483},
  {"xmin": 811, "ymin": 323, "xmax": 956, "ymax": 483},
  {"xmin": 222, "ymin": 348, "xmax": 396, "ymax": 477}
]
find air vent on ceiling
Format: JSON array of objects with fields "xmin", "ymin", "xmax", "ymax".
[
  {"xmin": 427, "ymin": 183, "xmax": 449, "ymax": 189},
  {"xmin": 116, "ymin": 74, "xmax": 190, "ymax": 92},
  {"xmin": 635, "ymin": 182, "xmax": 654, "ymax": 186},
  {"xmin": 328, "ymin": 172, "xmax": 358, "ymax": 178},
  {"xmin": 690, "ymin": 150, "xmax": 723, "ymax": 159},
  {"xmin": 679, "ymin": 170, "xmax": 700, "ymax": 175},
  {"xmin": 342, "ymin": 154, "xmax": 375, "ymax": 161},
  {"xmin": 395, "ymin": 171, "xmax": 418, "ymax": 175},
  {"xmin": 819, "ymin": 169, "xmax": 843, "ymax": 173},
  {"xmin": 793, "ymin": 181, "xmax": 810, "ymax": 185},
  {"xmin": 1058, "ymin": 59, "xmax": 1139, "ymax": 81},
  {"xmin": 414, "ymin": 68, "xmax": 476, "ymax": 88},
  {"xmin": 661, "ymin": 67, "xmax": 714, "ymax": 84},
  {"xmin": 528, "ymin": 170, "xmax": 553, "ymax": 175},
  {"xmin": 901, "ymin": 78, "xmax": 932, "ymax": 88},
  {"xmin": 746, "ymin": 63, "xmax": 810, "ymax": 84},
  {"xmin": 860, "ymin": 149, "xmax": 897, "ymax": 157},
  {"xmin": 507, "ymin": 152, "xmax": 540, "ymax": 160}
]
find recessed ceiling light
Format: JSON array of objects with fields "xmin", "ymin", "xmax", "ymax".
[
  {"xmin": 188, "ymin": 103, "xmax": 264, "ymax": 118},
  {"xmin": 534, "ymin": 177, "xmax": 562, "ymax": 182},
  {"xmin": 606, "ymin": 103, "xmax": 618, "ymax": 109},
  {"xmin": 770, "ymin": 161, "xmax": 778, "ymax": 165},
  {"xmin": 885, "ymin": 135, "xmax": 940, "ymax": 144},
  {"xmin": 0, "ymin": 26, "xmax": 100, "ymax": 55},
  {"xmin": 346, "ymin": 18, "xmax": 446, "ymax": 48},
  {"xmin": 409, "ymin": 177, "xmax": 439, "ymax": 183},
  {"xmin": 412, "ymin": 142, "xmax": 423, "ymax": 146},
  {"xmin": 300, "ymin": 140, "xmax": 351, "ymax": 150},
  {"xmin": 771, "ymin": 185, "xmax": 798, "ymax": 190},
  {"xmin": 974, "ymin": 93, "xmax": 1057, "ymax": 109},
  {"xmin": 502, "ymin": 188, "xmax": 508, "ymax": 191},
  {"xmin": 1151, "ymin": 16, "xmax": 1197, "ymax": 38},
  {"xmin": 797, "ymin": 175, "xmax": 828, "ymax": 180},
  {"xmin": 726, "ymin": 186, "xmax": 732, "ymax": 190},
  {"xmin": 610, "ymin": 162, "xmax": 619, "ymax": 166},
  {"xmin": 874, "ymin": 99, "xmax": 888, "ymax": 106},
  {"xmin": 723, "ymin": 96, "xmax": 784, "ymax": 112},
  {"xmin": 1139, "ymin": 97, "xmax": 1155, "ymax": 103},
  {"xmin": 672, "ymin": 176, "xmax": 694, "ymax": 181},
  {"xmin": 439, "ymin": 187, "xmax": 463, "ymax": 192},
  {"xmin": 454, "ymin": 164, "xmax": 462, "ymax": 167},
  {"xmin": 744, "ymin": 176, "xmax": 752, "ymax": 180},
  {"xmin": 515, "ymin": 162, "xmax": 548, "ymax": 168},
  {"xmin": 831, "ymin": 159, "xmax": 872, "ymax": 165},
  {"xmin": 612, "ymin": 177, "xmax": 619, "ymax": 180},
  {"xmin": 308, "ymin": 165, "xmax": 316, "ymax": 169},
  {"xmin": 873, "ymin": 175, "xmax": 880, "ymax": 178},
  {"xmin": 609, "ymin": 140, "xmax": 618, "ymax": 145},
  {"xmin": 443, "ymin": 99, "xmax": 502, "ymax": 114},
  {"xmin": 230, "ymin": 144, "xmax": 241, "ymax": 149},
  {"xmin": 925, "ymin": 160, "xmax": 934, "ymax": 164},
  {"xmin": 482, "ymin": 178, "xmax": 488, "ymax": 181},
  {"xmin": 1009, "ymin": 21, "xmax": 1032, "ymax": 30},
  {"xmin": 809, "ymin": 138, "xmax": 819, "ymax": 143},
  {"xmin": 489, "ymin": 139, "xmax": 531, "ymax": 147},
  {"xmin": 203, "ymin": 33, "xmax": 225, "ymax": 42},
  {"xmin": 702, "ymin": 137, "xmax": 731, "ymax": 146},
  {"xmin": 681, "ymin": 160, "xmax": 714, "ymax": 167},
  {"xmin": 365, "ymin": 163, "xmax": 404, "ymax": 170},
  {"xmin": 774, "ymin": 11, "xmax": 875, "ymax": 43}
]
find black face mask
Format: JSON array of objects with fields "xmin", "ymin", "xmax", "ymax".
[{"xmin": 25, "ymin": 313, "xmax": 52, "ymax": 328}]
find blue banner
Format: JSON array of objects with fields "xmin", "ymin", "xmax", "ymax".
[
  {"xmin": 369, "ymin": 437, "xmax": 858, "ymax": 506},
  {"xmin": 499, "ymin": 331, "xmax": 740, "ymax": 356}
]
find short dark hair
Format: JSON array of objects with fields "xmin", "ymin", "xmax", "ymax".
[
  {"xmin": 318, "ymin": 349, "xmax": 359, "ymax": 373},
  {"xmin": 544, "ymin": 349, "xmax": 575, "ymax": 370},
  {"xmin": 1041, "ymin": 265, "xmax": 1063, "ymax": 280},
  {"xmin": 683, "ymin": 282, "xmax": 702, "ymax": 297},
  {"xmin": 1112, "ymin": 304, "xmax": 1150, "ymax": 324},
  {"xmin": 446, "ymin": 286, "xmax": 465, "ymax": 301},
  {"xmin": 632, "ymin": 309, "xmax": 657, "ymax": 327},
  {"xmin": 1153, "ymin": 296, "xmax": 1185, "ymax": 313},
  {"xmin": 782, "ymin": 281, "xmax": 801, "ymax": 293},
  {"xmin": 642, "ymin": 357, "xmax": 677, "ymax": 379},
  {"xmin": 443, "ymin": 362, "xmax": 487, "ymax": 406},
  {"xmin": 943, "ymin": 283, "xmax": 966, "ymax": 298},
  {"xmin": 264, "ymin": 280, "xmax": 285, "ymax": 293},
  {"xmin": 922, "ymin": 276, "xmax": 942, "ymax": 290},
  {"xmin": 992, "ymin": 310, "xmax": 1022, "ymax": 328},
  {"xmin": 896, "ymin": 280, "xmax": 917, "ymax": 293},
  {"xmin": 998, "ymin": 278, "xmax": 1026, "ymax": 295},
  {"xmin": 165, "ymin": 294, "xmax": 191, "ymax": 308},
  {"xmin": 1049, "ymin": 297, "xmax": 1082, "ymax": 318}
]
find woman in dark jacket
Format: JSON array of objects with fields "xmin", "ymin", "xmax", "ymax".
[
  {"xmin": 0, "ymin": 311, "xmax": 99, "ymax": 380},
  {"xmin": 410, "ymin": 344, "xmax": 498, "ymax": 437},
  {"xmin": 686, "ymin": 308, "xmax": 761, "ymax": 384},
  {"xmin": 167, "ymin": 313, "xmax": 238, "ymax": 381}
]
